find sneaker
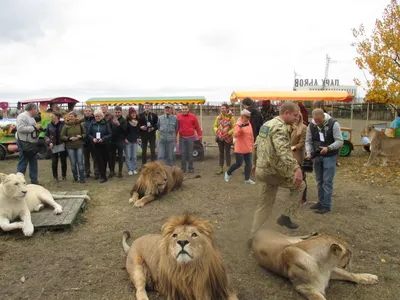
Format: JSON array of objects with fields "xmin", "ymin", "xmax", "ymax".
[
  {"xmin": 62, "ymin": 177, "xmax": 67, "ymax": 181},
  {"xmin": 118, "ymin": 173, "xmax": 123, "ymax": 178},
  {"xmin": 128, "ymin": 171, "xmax": 133, "ymax": 175},
  {"xmin": 189, "ymin": 169, "xmax": 194, "ymax": 174},
  {"xmin": 300, "ymin": 199, "xmax": 308, "ymax": 205},
  {"xmin": 315, "ymin": 207, "xmax": 331, "ymax": 214},
  {"xmin": 245, "ymin": 179, "xmax": 256, "ymax": 184},
  {"xmin": 216, "ymin": 167, "xmax": 223, "ymax": 175},
  {"xmin": 224, "ymin": 172, "xmax": 231, "ymax": 182},
  {"xmin": 53, "ymin": 177, "xmax": 59, "ymax": 182},
  {"xmin": 133, "ymin": 170, "xmax": 138, "ymax": 175}
]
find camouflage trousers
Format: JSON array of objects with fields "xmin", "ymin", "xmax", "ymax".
[{"xmin": 249, "ymin": 168, "xmax": 306, "ymax": 238}]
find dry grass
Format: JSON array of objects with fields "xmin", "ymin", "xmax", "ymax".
[{"xmin": 0, "ymin": 146, "xmax": 399, "ymax": 300}]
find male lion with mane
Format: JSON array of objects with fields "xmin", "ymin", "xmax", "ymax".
[
  {"xmin": 251, "ymin": 229, "xmax": 378, "ymax": 300},
  {"xmin": 360, "ymin": 126, "xmax": 400, "ymax": 167},
  {"xmin": 128, "ymin": 161, "xmax": 184, "ymax": 208},
  {"xmin": 122, "ymin": 214, "xmax": 238, "ymax": 300}
]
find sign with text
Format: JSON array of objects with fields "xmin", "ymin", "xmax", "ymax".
[{"xmin": 294, "ymin": 78, "xmax": 340, "ymax": 87}]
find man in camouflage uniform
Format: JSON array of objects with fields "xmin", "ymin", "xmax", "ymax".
[{"xmin": 248, "ymin": 102, "xmax": 305, "ymax": 247}]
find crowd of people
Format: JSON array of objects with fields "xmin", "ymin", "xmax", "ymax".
[
  {"xmin": 15, "ymin": 99, "xmax": 344, "ymax": 241},
  {"xmin": 15, "ymin": 102, "xmax": 203, "ymax": 185}
]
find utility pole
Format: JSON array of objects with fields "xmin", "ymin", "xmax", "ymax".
[{"xmin": 322, "ymin": 54, "xmax": 337, "ymax": 91}]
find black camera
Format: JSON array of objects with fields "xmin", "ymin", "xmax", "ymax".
[{"xmin": 302, "ymin": 158, "xmax": 314, "ymax": 173}]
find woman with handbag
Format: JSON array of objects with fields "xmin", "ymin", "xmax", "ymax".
[
  {"xmin": 61, "ymin": 111, "xmax": 86, "ymax": 183},
  {"xmin": 213, "ymin": 103, "xmax": 235, "ymax": 175},
  {"xmin": 45, "ymin": 112, "xmax": 67, "ymax": 181}
]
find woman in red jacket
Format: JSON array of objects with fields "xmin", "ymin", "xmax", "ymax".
[{"xmin": 224, "ymin": 109, "xmax": 256, "ymax": 184}]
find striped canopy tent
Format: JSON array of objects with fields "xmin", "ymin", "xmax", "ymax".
[
  {"xmin": 86, "ymin": 96, "xmax": 206, "ymax": 106},
  {"xmin": 230, "ymin": 91, "xmax": 353, "ymax": 103}
]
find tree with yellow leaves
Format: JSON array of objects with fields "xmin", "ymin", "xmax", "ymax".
[{"xmin": 352, "ymin": 0, "xmax": 400, "ymax": 105}]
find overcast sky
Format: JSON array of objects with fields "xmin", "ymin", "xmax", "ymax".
[{"xmin": 0, "ymin": 0, "xmax": 390, "ymax": 103}]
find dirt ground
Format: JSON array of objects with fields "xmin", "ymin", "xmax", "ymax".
[{"xmin": 1, "ymin": 118, "xmax": 400, "ymax": 300}]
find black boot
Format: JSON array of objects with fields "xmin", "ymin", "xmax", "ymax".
[
  {"xmin": 310, "ymin": 203, "xmax": 322, "ymax": 210},
  {"xmin": 277, "ymin": 215, "xmax": 298, "ymax": 229}
]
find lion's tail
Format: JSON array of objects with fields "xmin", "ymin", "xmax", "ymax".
[
  {"xmin": 122, "ymin": 230, "xmax": 131, "ymax": 254},
  {"xmin": 183, "ymin": 174, "xmax": 202, "ymax": 181},
  {"xmin": 52, "ymin": 194, "xmax": 91, "ymax": 201}
]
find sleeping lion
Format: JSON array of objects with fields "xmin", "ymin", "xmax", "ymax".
[{"xmin": 251, "ymin": 229, "xmax": 378, "ymax": 300}]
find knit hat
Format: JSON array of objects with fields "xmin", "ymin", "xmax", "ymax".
[
  {"xmin": 128, "ymin": 107, "xmax": 136, "ymax": 114},
  {"xmin": 240, "ymin": 109, "xmax": 251, "ymax": 118}
]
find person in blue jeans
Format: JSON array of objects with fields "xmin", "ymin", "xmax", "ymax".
[
  {"xmin": 125, "ymin": 107, "xmax": 140, "ymax": 175},
  {"xmin": 157, "ymin": 105, "xmax": 178, "ymax": 166},
  {"xmin": 305, "ymin": 108, "xmax": 343, "ymax": 214},
  {"xmin": 61, "ymin": 111, "xmax": 86, "ymax": 183},
  {"xmin": 15, "ymin": 103, "xmax": 41, "ymax": 184}
]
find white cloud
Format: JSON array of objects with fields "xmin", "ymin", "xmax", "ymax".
[{"xmin": 0, "ymin": 0, "xmax": 390, "ymax": 103}]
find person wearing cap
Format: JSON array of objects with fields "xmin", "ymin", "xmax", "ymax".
[
  {"xmin": 177, "ymin": 104, "xmax": 202, "ymax": 173},
  {"xmin": 242, "ymin": 97, "xmax": 263, "ymax": 142},
  {"xmin": 138, "ymin": 102, "xmax": 159, "ymax": 166},
  {"xmin": 157, "ymin": 104, "xmax": 178, "ymax": 166},
  {"xmin": 15, "ymin": 103, "xmax": 41, "ymax": 184},
  {"xmin": 125, "ymin": 107, "xmax": 140, "ymax": 175},
  {"xmin": 224, "ymin": 109, "xmax": 255, "ymax": 184}
]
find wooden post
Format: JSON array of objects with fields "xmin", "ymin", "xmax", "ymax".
[{"xmin": 366, "ymin": 102, "xmax": 370, "ymax": 125}]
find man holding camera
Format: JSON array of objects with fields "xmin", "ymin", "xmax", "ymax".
[
  {"xmin": 15, "ymin": 103, "xmax": 41, "ymax": 184},
  {"xmin": 305, "ymin": 108, "xmax": 343, "ymax": 214}
]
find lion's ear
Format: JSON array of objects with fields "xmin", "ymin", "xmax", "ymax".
[
  {"xmin": 197, "ymin": 220, "xmax": 214, "ymax": 238},
  {"xmin": 0, "ymin": 173, "xmax": 7, "ymax": 183},
  {"xmin": 16, "ymin": 172, "xmax": 25, "ymax": 179},
  {"xmin": 330, "ymin": 244, "xmax": 342, "ymax": 256}
]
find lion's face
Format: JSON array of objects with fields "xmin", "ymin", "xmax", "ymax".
[
  {"xmin": 360, "ymin": 126, "xmax": 373, "ymax": 137},
  {"xmin": 0, "ymin": 172, "xmax": 27, "ymax": 199},
  {"xmin": 142, "ymin": 164, "xmax": 168, "ymax": 192},
  {"xmin": 168, "ymin": 225, "xmax": 207, "ymax": 263},
  {"xmin": 161, "ymin": 215, "xmax": 214, "ymax": 265},
  {"xmin": 331, "ymin": 241, "xmax": 353, "ymax": 269}
]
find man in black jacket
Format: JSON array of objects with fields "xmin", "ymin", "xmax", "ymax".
[
  {"xmin": 242, "ymin": 97, "xmax": 263, "ymax": 141},
  {"xmin": 109, "ymin": 106, "xmax": 127, "ymax": 178},
  {"xmin": 138, "ymin": 102, "xmax": 159, "ymax": 166},
  {"xmin": 81, "ymin": 107, "xmax": 99, "ymax": 179}
]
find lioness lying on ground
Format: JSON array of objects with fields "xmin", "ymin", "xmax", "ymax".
[
  {"xmin": 128, "ymin": 161, "xmax": 184, "ymax": 208},
  {"xmin": 0, "ymin": 172, "xmax": 90, "ymax": 236},
  {"xmin": 360, "ymin": 126, "xmax": 400, "ymax": 167},
  {"xmin": 122, "ymin": 214, "xmax": 238, "ymax": 300},
  {"xmin": 251, "ymin": 229, "xmax": 378, "ymax": 300}
]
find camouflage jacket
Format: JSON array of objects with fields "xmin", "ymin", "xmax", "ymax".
[{"xmin": 252, "ymin": 116, "xmax": 300, "ymax": 180}]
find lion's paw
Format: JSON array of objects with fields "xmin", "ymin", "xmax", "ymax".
[
  {"xmin": 357, "ymin": 273, "xmax": 378, "ymax": 284},
  {"xmin": 134, "ymin": 201, "xmax": 145, "ymax": 208},
  {"xmin": 53, "ymin": 206, "xmax": 63, "ymax": 215},
  {"xmin": 128, "ymin": 197, "xmax": 135, "ymax": 204},
  {"xmin": 136, "ymin": 291, "xmax": 149, "ymax": 300},
  {"xmin": 23, "ymin": 223, "xmax": 34, "ymax": 237},
  {"xmin": 34, "ymin": 204, "xmax": 45, "ymax": 212}
]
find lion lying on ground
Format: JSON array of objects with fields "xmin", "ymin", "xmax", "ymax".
[
  {"xmin": 128, "ymin": 161, "xmax": 184, "ymax": 208},
  {"xmin": 0, "ymin": 172, "xmax": 90, "ymax": 236},
  {"xmin": 122, "ymin": 214, "xmax": 238, "ymax": 300},
  {"xmin": 360, "ymin": 126, "xmax": 400, "ymax": 167},
  {"xmin": 251, "ymin": 229, "xmax": 378, "ymax": 300}
]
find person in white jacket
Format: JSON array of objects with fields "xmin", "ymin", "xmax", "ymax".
[
  {"xmin": 15, "ymin": 103, "xmax": 41, "ymax": 184},
  {"xmin": 305, "ymin": 109, "xmax": 343, "ymax": 214}
]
